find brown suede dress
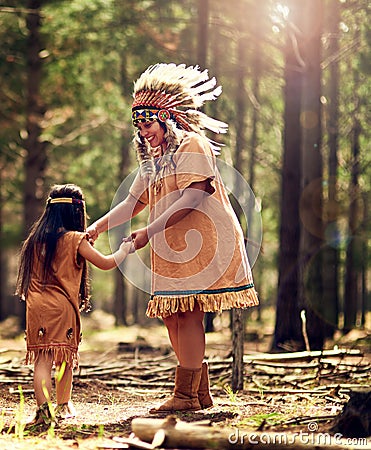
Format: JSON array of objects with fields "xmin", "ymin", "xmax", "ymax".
[
  {"xmin": 25, "ymin": 231, "xmax": 86, "ymax": 369},
  {"xmin": 129, "ymin": 132, "xmax": 259, "ymax": 318}
]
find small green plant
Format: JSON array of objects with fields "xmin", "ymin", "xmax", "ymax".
[
  {"xmin": 224, "ymin": 384, "xmax": 239, "ymax": 403},
  {"xmin": 98, "ymin": 423, "xmax": 105, "ymax": 439},
  {"xmin": 0, "ymin": 408, "xmax": 5, "ymax": 433},
  {"xmin": 40, "ymin": 379, "xmax": 56, "ymax": 438},
  {"xmin": 55, "ymin": 361, "xmax": 67, "ymax": 383},
  {"xmin": 238, "ymin": 412, "xmax": 283, "ymax": 428},
  {"xmin": 13, "ymin": 385, "xmax": 26, "ymax": 439},
  {"xmin": 105, "ymin": 392, "xmax": 118, "ymax": 405},
  {"xmin": 251, "ymin": 376, "xmax": 265, "ymax": 400}
]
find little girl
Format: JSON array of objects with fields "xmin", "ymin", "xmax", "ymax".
[{"xmin": 16, "ymin": 183, "xmax": 133, "ymax": 425}]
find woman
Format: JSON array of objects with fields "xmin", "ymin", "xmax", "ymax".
[{"xmin": 88, "ymin": 63, "xmax": 259, "ymax": 412}]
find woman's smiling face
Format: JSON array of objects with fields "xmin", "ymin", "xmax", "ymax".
[{"xmin": 136, "ymin": 120, "xmax": 166, "ymax": 150}]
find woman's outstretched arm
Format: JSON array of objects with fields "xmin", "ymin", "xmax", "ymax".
[
  {"xmin": 131, "ymin": 180, "xmax": 209, "ymax": 250},
  {"xmin": 87, "ymin": 193, "xmax": 146, "ymax": 242}
]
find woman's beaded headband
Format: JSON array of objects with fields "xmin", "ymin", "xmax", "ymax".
[{"xmin": 132, "ymin": 107, "xmax": 171, "ymax": 125}]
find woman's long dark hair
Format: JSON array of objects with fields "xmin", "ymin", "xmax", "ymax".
[{"xmin": 16, "ymin": 184, "xmax": 91, "ymax": 311}]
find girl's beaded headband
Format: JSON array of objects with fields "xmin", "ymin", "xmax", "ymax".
[{"xmin": 47, "ymin": 197, "xmax": 85, "ymax": 205}]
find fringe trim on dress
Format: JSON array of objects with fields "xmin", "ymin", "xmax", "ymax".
[
  {"xmin": 146, "ymin": 287, "xmax": 259, "ymax": 319},
  {"xmin": 25, "ymin": 344, "xmax": 79, "ymax": 369}
]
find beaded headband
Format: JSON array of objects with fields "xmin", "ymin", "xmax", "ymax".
[
  {"xmin": 47, "ymin": 197, "xmax": 85, "ymax": 205},
  {"xmin": 132, "ymin": 107, "xmax": 171, "ymax": 125}
]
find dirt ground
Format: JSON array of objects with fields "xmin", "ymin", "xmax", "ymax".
[{"xmin": 0, "ymin": 312, "xmax": 370, "ymax": 449}]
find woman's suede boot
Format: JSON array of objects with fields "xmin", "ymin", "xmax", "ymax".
[
  {"xmin": 150, "ymin": 366, "xmax": 202, "ymax": 413},
  {"xmin": 198, "ymin": 361, "xmax": 213, "ymax": 409}
]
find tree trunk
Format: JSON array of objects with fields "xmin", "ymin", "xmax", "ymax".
[
  {"xmin": 360, "ymin": 192, "xmax": 368, "ymax": 327},
  {"xmin": 20, "ymin": 0, "xmax": 47, "ymax": 329},
  {"xmin": 299, "ymin": 0, "xmax": 325, "ymax": 350},
  {"xmin": 113, "ymin": 136, "xmax": 131, "ymax": 326},
  {"xmin": 272, "ymin": 0, "xmax": 304, "ymax": 351},
  {"xmin": 114, "ymin": 267, "xmax": 127, "ymax": 326},
  {"xmin": 344, "ymin": 117, "xmax": 361, "ymax": 332},
  {"xmin": 231, "ymin": 308, "xmax": 244, "ymax": 392},
  {"xmin": 197, "ymin": 0, "xmax": 208, "ymax": 67},
  {"xmin": 113, "ymin": 54, "xmax": 132, "ymax": 325},
  {"xmin": 0, "ymin": 170, "xmax": 3, "ymax": 320},
  {"xmin": 321, "ymin": 0, "xmax": 341, "ymax": 337},
  {"xmin": 247, "ymin": 3, "xmax": 262, "ymax": 322},
  {"xmin": 196, "ymin": 0, "xmax": 214, "ymax": 333},
  {"xmin": 231, "ymin": 0, "xmax": 249, "ymax": 388},
  {"xmin": 23, "ymin": 0, "xmax": 47, "ymax": 235},
  {"xmin": 343, "ymin": 20, "xmax": 363, "ymax": 333}
]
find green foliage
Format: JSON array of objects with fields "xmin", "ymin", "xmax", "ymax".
[{"xmin": 0, "ymin": 0, "xmax": 369, "ymax": 320}]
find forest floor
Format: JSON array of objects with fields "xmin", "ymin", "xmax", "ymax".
[{"xmin": 0, "ymin": 310, "xmax": 370, "ymax": 449}]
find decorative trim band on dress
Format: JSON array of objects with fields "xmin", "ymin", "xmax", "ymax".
[
  {"xmin": 146, "ymin": 285, "xmax": 259, "ymax": 319},
  {"xmin": 25, "ymin": 343, "xmax": 79, "ymax": 369},
  {"xmin": 153, "ymin": 283, "xmax": 255, "ymax": 296}
]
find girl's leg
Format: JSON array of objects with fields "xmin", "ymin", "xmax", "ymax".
[
  {"xmin": 33, "ymin": 351, "xmax": 53, "ymax": 406},
  {"xmin": 55, "ymin": 362, "xmax": 73, "ymax": 405}
]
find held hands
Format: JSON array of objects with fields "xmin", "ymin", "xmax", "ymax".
[
  {"xmin": 130, "ymin": 227, "xmax": 149, "ymax": 251},
  {"xmin": 121, "ymin": 236, "xmax": 136, "ymax": 254},
  {"xmin": 86, "ymin": 224, "xmax": 99, "ymax": 245}
]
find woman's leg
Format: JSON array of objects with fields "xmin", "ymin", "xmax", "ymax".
[
  {"xmin": 176, "ymin": 306, "xmax": 205, "ymax": 368},
  {"xmin": 55, "ymin": 362, "xmax": 73, "ymax": 405},
  {"xmin": 150, "ymin": 305, "xmax": 205, "ymax": 412},
  {"xmin": 163, "ymin": 314, "xmax": 180, "ymax": 360},
  {"xmin": 163, "ymin": 305, "xmax": 205, "ymax": 367},
  {"xmin": 33, "ymin": 351, "xmax": 53, "ymax": 406}
]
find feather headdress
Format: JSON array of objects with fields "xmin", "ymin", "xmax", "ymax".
[
  {"xmin": 131, "ymin": 63, "xmax": 228, "ymax": 190},
  {"xmin": 132, "ymin": 63, "xmax": 228, "ymax": 138}
]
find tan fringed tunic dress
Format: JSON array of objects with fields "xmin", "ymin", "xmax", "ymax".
[
  {"xmin": 25, "ymin": 231, "xmax": 86, "ymax": 369},
  {"xmin": 130, "ymin": 132, "xmax": 259, "ymax": 319}
]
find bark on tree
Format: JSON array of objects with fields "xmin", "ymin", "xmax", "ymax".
[
  {"xmin": 23, "ymin": 0, "xmax": 47, "ymax": 235},
  {"xmin": 113, "ymin": 136, "xmax": 131, "ymax": 326},
  {"xmin": 298, "ymin": 0, "xmax": 325, "ymax": 350},
  {"xmin": 247, "ymin": 5, "xmax": 262, "ymax": 322},
  {"xmin": 197, "ymin": 0, "xmax": 208, "ymax": 68},
  {"xmin": 114, "ymin": 267, "xmax": 127, "ymax": 326},
  {"xmin": 113, "ymin": 55, "xmax": 132, "ymax": 326},
  {"xmin": 343, "ymin": 20, "xmax": 363, "ymax": 333},
  {"xmin": 344, "ymin": 117, "xmax": 362, "ymax": 332},
  {"xmin": 196, "ymin": 0, "xmax": 215, "ymax": 334},
  {"xmin": 272, "ymin": 0, "xmax": 304, "ymax": 351},
  {"xmin": 321, "ymin": 0, "xmax": 341, "ymax": 337},
  {"xmin": 231, "ymin": 308, "xmax": 244, "ymax": 392},
  {"xmin": 360, "ymin": 192, "xmax": 368, "ymax": 327},
  {"xmin": 0, "ymin": 171, "xmax": 3, "ymax": 320},
  {"xmin": 231, "ymin": 0, "xmax": 249, "ymax": 390}
]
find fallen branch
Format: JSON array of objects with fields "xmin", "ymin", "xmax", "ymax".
[
  {"xmin": 243, "ymin": 348, "xmax": 362, "ymax": 362},
  {"xmin": 131, "ymin": 416, "xmax": 367, "ymax": 449}
]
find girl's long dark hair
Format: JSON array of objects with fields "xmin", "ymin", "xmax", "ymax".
[{"xmin": 16, "ymin": 184, "xmax": 91, "ymax": 311}]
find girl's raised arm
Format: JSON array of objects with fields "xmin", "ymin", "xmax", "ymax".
[{"xmin": 78, "ymin": 237, "xmax": 133, "ymax": 271}]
